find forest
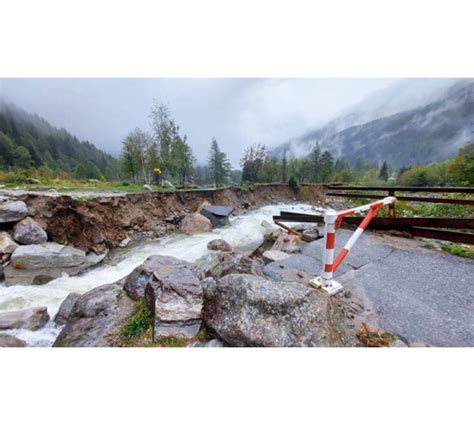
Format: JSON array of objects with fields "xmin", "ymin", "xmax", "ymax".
[{"xmin": 1, "ymin": 100, "xmax": 473, "ymax": 189}]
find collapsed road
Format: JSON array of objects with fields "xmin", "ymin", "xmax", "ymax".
[{"xmin": 268, "ymin": 228, "xmax": 473, "ymax": 347}]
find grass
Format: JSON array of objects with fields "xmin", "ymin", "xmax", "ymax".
[
  {"xmin": 119, "ymin": 298, "xmax": 154, "ymax": 344},
  {"xmin": 356, "ymin": 323, "xmax": 395, "ymax": 347},
  {"xmin": 117, "ymin": 299, "xmax": 215, "ymax": 347},
  {"xmin": 349, "ymin": 193, "xmax": 473, "ymax": 218},
  {"xmin": 154, "ymin": 336, "xmax": 190, "ymax": 348},
  {"xmin": 440, "ymin": 243, "xmax": 474, "ymax": 259}
]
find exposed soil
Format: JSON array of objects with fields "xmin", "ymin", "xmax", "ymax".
[{"xmin": 13, "ymin": 184, "xmax": 326, "ymax": 253}]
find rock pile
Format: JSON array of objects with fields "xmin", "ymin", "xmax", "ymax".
[{"xmin": 0, "ymin": 196, "xmax": 106, "ymax": 286}]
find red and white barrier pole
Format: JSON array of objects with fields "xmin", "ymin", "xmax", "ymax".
[{"xmin": 311, "ymin": 196, "xmax": 396, "ymax": 295}]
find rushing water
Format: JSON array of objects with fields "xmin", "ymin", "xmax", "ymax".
[{"xmin": 0, "ymin": 203, "xmax": 320, "ymax": 346}]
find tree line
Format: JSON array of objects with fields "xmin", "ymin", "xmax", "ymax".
[
  {"xmin": 120, "ymin": 102, "xmax": 233, "ymax": 188},
  {"xmin": 0, "ymin": 103, "xmax": 121, "ymax": 180}
]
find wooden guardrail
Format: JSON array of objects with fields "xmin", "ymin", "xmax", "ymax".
[{"xmin": 273, "ymin": 185, "xmax": 474, "ymax": 244}]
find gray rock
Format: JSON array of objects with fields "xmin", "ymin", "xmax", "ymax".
[
  {"xmin": 4, "ymin": 242, "xmax": 106, "ymax": 286},
  {"xmin": 187, "ymin": 338, "xmax": 224, "ymax": 348},
  {"xmin": 263, "ymin": 254, "xmax": 321, "ymax": 283},
  {"xmin": 13, "ymin": 217, "xmax": 48, "ymax": 245},
  {"xmin": 203, "ymin": 274, "xmax": 352, "ymax": 347},
  {"xmin": 0, "ymin": 306, "xmax": 50, "ymax": 331},
  {"xmin": 54, "ymin": 292, "xmax": 81, "ymax": 325},
  {"xmin": 271, "ymin": 234, "xmax": 303, "ymax": 254},
  {"xmin": 53, "ymin": 283, "xmax": 136, "ymax": 347},
  {"xmin": 118, "ymin": 237, "xmax": 131, "ymax": 248},
  {"xmin": 179, "ymin": 213, "xmax": 212, "ymax": 235},
  {"xmin": 0, "ymin": 231, "xmax": 19, "ymax": 254},
  {"xmin": 206, "ymin": 338, "xmax": 224, "ymax": 347},
  {"xmin": 124, "ymin": 255, "xmax": 204, "ymax": 339},
  {"xmin": 262, "ymin": 250, "xmax": 291, "ymax": 264},
  {"xmin": 391, "ymin": 338, "xmax": 409, "ymax": 348},
  {"xmin": 0, "ymin": 200, "xmax": 28, "ymax": 223},
  {"xmin": 207, "ymin": 239, "xmax": 232, "ymax": 252},
  {"xmin": 155, "ymin": 319, "xmax": 202, "ymax": 339},
  {"xmin": 260, "ymin": 220, "xmax": 282, "ymax": 237},
  {"xmin": 143, "ymin": 184, "xmax": 153, "ymax": 191},
  {"xmin": 162, "ymin": 180, "xmax": 174, "ymax": 188},
  {"xmin": 205, "ymin": 252, "xmax": 264, "ymax": 280},
  {"xmin": 0, "ymin": 334, "xmax": 27, "ymax": 347},
  {"xmin": 301, "ymin": 226, "xmax": 320, "ymax": 242}
]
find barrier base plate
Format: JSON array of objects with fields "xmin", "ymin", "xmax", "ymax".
[{"xmin": 310, "ymin": 276, "xmax": 344, "ymax": 296}]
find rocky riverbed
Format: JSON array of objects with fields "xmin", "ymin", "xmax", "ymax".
[{"xmin": 1, "ymin": 203, "xmax": 328, "ymax": 346}]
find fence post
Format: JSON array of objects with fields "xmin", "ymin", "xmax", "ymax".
[{"xmin": 310, "ymin": 197, "xmax": 396, "ymax": 295}]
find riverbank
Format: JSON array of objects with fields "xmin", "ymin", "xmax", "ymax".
[
  {"xmin": 0, "ymin": 203, "xmax": 322, "ymax": 346},
  {"xmin": 2, "ymin": 184, "xmax": 325, "ymax": 254}
]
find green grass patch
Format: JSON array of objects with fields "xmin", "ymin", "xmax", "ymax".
[
  {"xmin": 119, "ymin": 298, "xmax": 154, "ymax": 343},
  {"xmin": 440, "ymin": 243, "xmax": 474, "ymax": 259},
  {"xmin": 154, "ymin": 336, "xmax": 190, "ymax": 347}
]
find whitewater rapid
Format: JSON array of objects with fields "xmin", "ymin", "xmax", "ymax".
[{"xmin": 0, "ymin": 203, "xmax": 320, "ymax": 346}]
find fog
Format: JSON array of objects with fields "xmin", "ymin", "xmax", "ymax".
[{"xmin": 0, "ymin": 78, "xmax": 461, "ymax": 166}]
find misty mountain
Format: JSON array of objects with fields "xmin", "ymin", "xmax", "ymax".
[
  {"xmin": 272, "ymin": 79, "xmax": 474, "ymax": 168},
  {"xmin": 0, "ymin": 101, "xmax": 121, "ymax": 179}
]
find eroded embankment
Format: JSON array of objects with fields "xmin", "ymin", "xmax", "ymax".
[{"xmin": 17, "ymin": 184, "xmax": 325, "ymax": 253}]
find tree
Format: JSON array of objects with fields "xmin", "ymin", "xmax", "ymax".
[
  {"xmin": 150, "ymin": 101, "xmax": 174, "ymax": 180},
  {"xmin": 258, "ymin": 157, "xmax": 279, "ymax": 182},
  {"xmin": 319, "ymin": 151, "xmax": 335, "ymax": 183},
  {"xmin": 171, "ymin": 135, "xmax": 195, "ymax": 187},
  {"xmin": 12, "ymin": 146, "xmax": 32, "ymax": 168},
  {"xmin": 288, "ymin": 159, "xmax": 311, "ymax": 183},
  {"xmin": 207, "ymin": 138, "xmax": 231, "ymax": 187},
  {"xmin": 119, "ymin": 128, "xmax": 155, "ymax": 184},
  {"xmin": 379, "ymin": 161, "xmax": 389, "ymax": 181},
  {"xmin": 281, "ymin": 150, "xmax": 288, "ymax": 183},
  {"xmin": 240, "ymin": 143, "xmax": 267, "ymax": 183},
  {"xmin": 308, "ymin": 142, "xmax": 322, "ymax": 182},
  {"xmin": 120, "ymin": 131, "xmax": 141, "ymax": 182}
]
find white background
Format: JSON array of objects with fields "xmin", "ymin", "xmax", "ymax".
[{"xmin": 0, "ymin": 1, "xmax": 473, "ymax": 425}]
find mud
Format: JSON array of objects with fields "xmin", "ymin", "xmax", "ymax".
[{"xmin": 13, "ymin": 184, "xmax": 325, "ymax": 253}]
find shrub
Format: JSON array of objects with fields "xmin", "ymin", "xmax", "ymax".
[{"xmin": 288, "ymin": 176, "xmax": 298, "ymax": 189}]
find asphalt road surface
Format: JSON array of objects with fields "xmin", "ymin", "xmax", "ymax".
[{"xmin": 270, "ymin": 229, "xmax": 474, "ymax": 347}]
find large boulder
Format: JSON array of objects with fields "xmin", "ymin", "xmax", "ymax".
[
  {"xmin": 0, "ymin": 199, "xmax": 28, "ymax": 223},
  {"xmin": 0, "ymin": 231, "xmax": 19, "ymax": 254},
  {"xmin": 54, "ymin": 292, "xmax": 81, "ymax": 325},
  {"xmin": 0, "ymin": 306, "xmax": 50, "ymax": 331},
  {"xmin": 53, "ymin": 283, "xmax": 136, "ymax": 347},
  {"xmin": 4, "ymin": 242, "xmax": 106, "ymax": 286},
  {"xmin": 179, "ymin": 213, "xmax": 212, "ymax": 235},
  {"xmin": 13, "ymin": 217, "xmax": 48, "ymax": 245},
  {"xmin": 203, "ymin": 274, "xmax": 352, "ymax": 347},
  {"xmin": 124, "ymin": 255, "xmax": 205, "ymax": 339},
  {"xmin": 207, "ymin": 239, "xmax": 232, "ymax": 252},
  {"xmin": 0, "ymin": 335, "xmax": 27, "ymax": 347},
  {"xmin": 205, "ymin": 251, "xmax": 264, "ymax": 280}
]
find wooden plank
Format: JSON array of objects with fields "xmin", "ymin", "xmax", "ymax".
[
  {"xmin": 409, "ymin": 227, "xmax": 474, "ymax": 245},
  {"xmin": 325, "ymin": 185, "xmax": 474, "ymax": 193},
  {"xmin": 273, "ymin": 214, "xmax": 474, "ymax": 229},
  {"xmin": 326, "ymin": 192, "xmax": 474, "ymax": 205}
]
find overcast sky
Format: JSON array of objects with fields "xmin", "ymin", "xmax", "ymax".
[{"xmin": 0, "ymin": 78, "xmax": 401, "ymax": 165}]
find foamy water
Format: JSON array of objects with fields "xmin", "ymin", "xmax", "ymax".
[{"xmin": 0, "ymin": 203, "xmax": 321, "ymax": 346}]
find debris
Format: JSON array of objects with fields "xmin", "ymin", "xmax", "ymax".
[
  {"xmin": 200, "ymin": 205, "xmax": 234, "ymax": 227},
  {"xmin": 356, "ymin": 322, "xmax": 394, "ymax": 347}
]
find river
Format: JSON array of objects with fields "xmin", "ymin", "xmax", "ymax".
[{"xmin": 0, "ymin": 203, "xmax": 320, "ymax": 346}]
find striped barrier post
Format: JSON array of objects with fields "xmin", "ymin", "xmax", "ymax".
[{"xmin": 310, "ymin": 196, "xmax": 396, "ymax": 295}]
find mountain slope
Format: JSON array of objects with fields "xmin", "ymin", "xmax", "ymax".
[
  {"xmin": 0, "ymin": 101, "xmax": 121, "ymax": 179},
  {"xmin": 272, "ymin": 79, "xmax": 473, "ymax": 168}
]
